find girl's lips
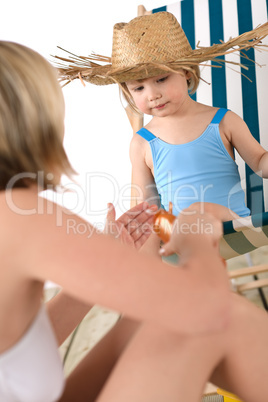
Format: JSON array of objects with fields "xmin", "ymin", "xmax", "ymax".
[{"xmin": 154, "ymin": 103, "xmax": 166, "ymax": 109}]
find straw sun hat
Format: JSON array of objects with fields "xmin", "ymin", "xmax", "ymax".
[{"xmin": 55, "ymin": 11, "xmax": 268, "ymax": 86}]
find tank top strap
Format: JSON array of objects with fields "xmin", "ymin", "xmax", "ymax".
[
  {"xmin": 136, "ymin": 128, "xmax": 157, "ymax": 142},
  {"xmin": 210, "ymin": 108, "xmax": 229, "ymax": 125}
]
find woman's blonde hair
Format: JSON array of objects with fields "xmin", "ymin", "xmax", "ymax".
[
  {"xmin": 0, "ymin": 41, "xmax": 75, "ymax": 191},
  {"xmin": 119, "ymin": 66, "xmax": 200, "ymax": 114}
]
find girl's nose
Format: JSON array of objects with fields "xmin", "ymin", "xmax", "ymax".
[{"xmin": 148, "ymin": 90, "xmax": 162, "ymax": 102}]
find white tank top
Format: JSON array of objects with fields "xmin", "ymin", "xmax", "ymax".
[{"xmin": 0, "ymin": 304, "xmax": 65, "ymax": 401}]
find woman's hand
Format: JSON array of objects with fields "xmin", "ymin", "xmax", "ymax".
[
  {"xmin": 160, "ymin": 211, "xmax": 223, "ymax": 257},
  {"xmin": 104, "ymin": 202, "xmax": 158, "ymax": 249}
]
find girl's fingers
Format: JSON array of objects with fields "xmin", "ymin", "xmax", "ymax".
[
  {"xmin": 131, "ymin": 221, "xmax": 153, "ymax": 244},
  {"xmin": 105, "ymin": 203, "xmax": 157, "ymax": 247},
  {"xmin": 118, "ymin": 203, "xmax": 157, "ymax": 228},
  {"xmin": 133, "ymin": 229, "xmax": 154, "ymax": 249}
]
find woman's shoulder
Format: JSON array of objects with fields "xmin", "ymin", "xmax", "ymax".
[
  {"xmin": 0, "ymin": 186, "xmax": 42, "ymax": 214},
  {"xmin": 0, "ymin": 187, "xmax": 64, "ymax": 232}
]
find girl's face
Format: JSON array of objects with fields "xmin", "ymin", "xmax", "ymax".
[{"xmin": 126, "ymin": 71, "xmax": 190, "ymax": 117}]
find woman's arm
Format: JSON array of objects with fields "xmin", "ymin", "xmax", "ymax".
[
  {"xmin": 8, "ymin": 191, "xmax": 230, "ymax": 335},
  {"xmin": 184, "ymin": 202, "xmax": 240, "ymax": 222},
  {"xmin": 47, "ymin": 200, "xmax": 157, "ymax": 345}
]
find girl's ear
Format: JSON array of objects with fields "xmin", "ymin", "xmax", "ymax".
[{"xmin": 184, "ymin": 70, "xmax": 192, "ymax": 80}]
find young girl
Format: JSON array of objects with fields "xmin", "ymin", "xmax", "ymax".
[
  {"xmin": 56, "ymin": 11, "xmax": 268, "ymax": 224},
  {"xmin": 124, "ymin": 13, "xmax": 268, "ymax": 223}
]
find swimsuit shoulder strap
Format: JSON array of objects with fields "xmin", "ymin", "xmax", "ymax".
[
  {"xmin": 210, "ymin": 108, "xmax": 229, "ymax": 124},
  {"xmin": 136, "ymin": 127, "xmax": 157, "ymax": 142}
]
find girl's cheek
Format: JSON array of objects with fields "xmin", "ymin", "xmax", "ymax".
[{"xmin": 135, "ymin": 99, "xmax": 146, "ymax": 112}]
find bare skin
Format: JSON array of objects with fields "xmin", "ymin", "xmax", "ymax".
[{"xmin": 96, "ymin": 294, "xmax": 268, "ymax": 402}]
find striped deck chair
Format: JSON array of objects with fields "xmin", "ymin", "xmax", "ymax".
[
  {"xmin": 127, "ymin": 0, "xmax": 268, "ymax": 261},
  {"xmin": 125, "ymin": 1, "xmax": 268, "ymax": 308}
]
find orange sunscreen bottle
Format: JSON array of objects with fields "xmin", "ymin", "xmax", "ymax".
[
  {"xmin": 153, "ymin": 202, "xmax": 176, "ymax": 243},
  {"xmin": 153, "ymin": 202, "xmax": 227, "ymax": 268}
]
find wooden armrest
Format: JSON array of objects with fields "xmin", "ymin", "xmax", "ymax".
[{"xmin": 228, "ymin": 264, "xmax": 268, "ymax": 279}]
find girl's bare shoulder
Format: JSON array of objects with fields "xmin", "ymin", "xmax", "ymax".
[{"xmin": 130, "ymin": 132, "xmax": 150, "ymax": 156}]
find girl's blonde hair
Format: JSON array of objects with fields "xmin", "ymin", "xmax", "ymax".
[
  {"xmin": 119, "ymin": 66, "xmax": 200, "ymax": 114},
  {"xmin": 0, "ymin": 41, "xmax": 75, "ymax": 191}
]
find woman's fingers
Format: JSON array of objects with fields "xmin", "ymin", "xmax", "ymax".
[{"xmin": 159, "ymin": 211, "xmax": 223, "ymax": 256}]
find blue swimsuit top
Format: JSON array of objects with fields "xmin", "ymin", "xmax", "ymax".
[{"xmin": 137, "ymin": 108, "xmax": 250, "ymax": 217}]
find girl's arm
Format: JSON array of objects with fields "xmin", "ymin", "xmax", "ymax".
[
  {"xmin": 222, "ymin": 111, "xmax": 268, "ymax": 177},
  {"xmin": 129, "ymin": 134, "xmax": 160, "ymax": 207},
  {"xmin": 130, "ymin": 133, "xmax": 162, "ymax": 256},
  {"xmin": 259, "ymin": 152, "xmax": 268, "ymax": 178},
  {"xmin": 9, "ymin": 192, "xmax": 230, "ymax": 336}
]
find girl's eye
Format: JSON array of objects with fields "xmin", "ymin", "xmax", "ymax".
[
  {"xmin": 134, "ymin": 86, "xmax": 144, "ymax": 92},
  {"xmin": 157, "ymin": 76, "xmax": 168, "ymax": 83}
]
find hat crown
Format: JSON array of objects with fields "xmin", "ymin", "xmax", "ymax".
[{"xmin": 111, "ymin": 12, "xmax": 192, "ymax": 70}]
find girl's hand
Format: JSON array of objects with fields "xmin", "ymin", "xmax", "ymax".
[
  {"xmin": 160, "ymin": 211, "xmax": 223, "ymax": 257},
  {"xmin": 104, "ymin": 202, "xmax": 158, "ymax": 249}
]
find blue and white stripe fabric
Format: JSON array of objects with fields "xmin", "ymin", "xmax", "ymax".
[
  {"xmin": 222, "ymin": 212, "xmax": 268, "ymax": 258},
  {"xmin": 151, "ymin": 0, "xmax": 268, "ymax": 258}
]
